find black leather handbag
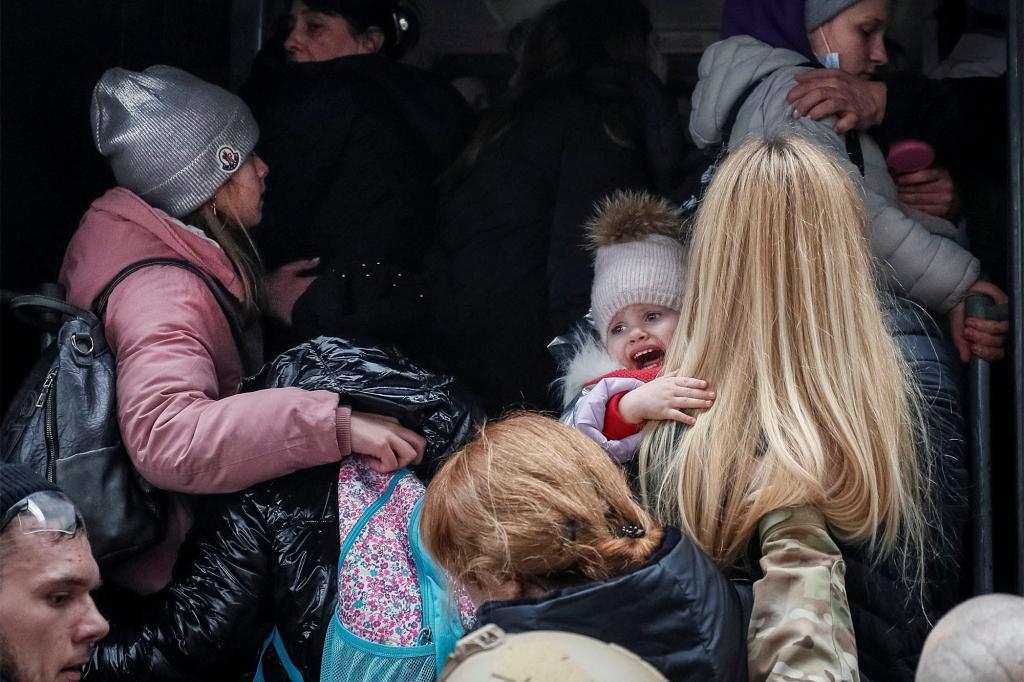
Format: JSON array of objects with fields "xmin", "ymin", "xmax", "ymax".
[{"xmin": 1, "ymin": 258, "xmax": 262, "ymax": 567}]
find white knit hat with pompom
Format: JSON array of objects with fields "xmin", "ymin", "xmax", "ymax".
[{"xmin": 587, "ymin": 190, "xmax": 688, "ymax": 341}]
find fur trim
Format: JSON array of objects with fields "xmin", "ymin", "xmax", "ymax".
[
  {"xmin": 554, "ymin": 330, "xmax": 623, "ymax": 408},
  {"xmin": 586, "ymin": 190, "xmax": 683, "ymax": 250}
]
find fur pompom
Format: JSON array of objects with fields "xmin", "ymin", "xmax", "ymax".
[{"xmin": 586, "ymin": 190, "xmax": 683, "ymax": 250}]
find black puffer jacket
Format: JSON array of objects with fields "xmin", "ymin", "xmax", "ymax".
[
  {"xmin": 87, "ymin": 463, "xmax": 341, "ymax": 680},
  {"xmin": 87, "ymin": 458, "xmax": 344, "ymax": 675},
  {"xmin": 87, "ymin": 339, "xmax": 481, "ymax": 680},
  {"xmin": 478, "ymin": 527, "xmax": 747, "ymax": 682}
]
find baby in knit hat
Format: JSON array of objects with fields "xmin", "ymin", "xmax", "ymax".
[{"xmin": 561, "ymin": 190, "xmax": 715, "ymax": 464}]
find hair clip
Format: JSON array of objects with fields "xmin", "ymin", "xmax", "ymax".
[{"xmin": 621, "ymin": 523, "xmax": 645, "ymax": 539}]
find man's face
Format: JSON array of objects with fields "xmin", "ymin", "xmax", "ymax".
[{"xmin": 0, "ymin": 531, "xmax": 108, "ymax": 682}]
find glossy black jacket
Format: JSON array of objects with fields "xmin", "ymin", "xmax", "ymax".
[
  {"xmin": 478, "ymin": 527, "xmax": 748, "ymax": 682},
  {"xmin": 87, "ymin": 338, "xmax": 483, "ymax": 680},
  {"xmin": 87, "ymin": 463, "xmax": 341, "ymax": 680}
]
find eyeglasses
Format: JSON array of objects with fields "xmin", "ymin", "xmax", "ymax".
[{"xmin": 0, "ymin": 490, "xmax": 83, "ymax": 536}]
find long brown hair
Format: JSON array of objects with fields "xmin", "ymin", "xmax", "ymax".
[
  {"xmin": 639, "ymin": 137, "xmax": 930, "ymax": 584},
  {"xmin": 421, "ymin": 413, "xmax": 663, "ymax": 596}
]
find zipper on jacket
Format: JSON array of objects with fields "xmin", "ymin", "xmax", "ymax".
[
  {"xmin": 38, "ymin": 369, "xmax": 59, "ymax": 482},
  {"xmin": 35, "ymin": 368, "xmax": 56, "ymax": 408}
]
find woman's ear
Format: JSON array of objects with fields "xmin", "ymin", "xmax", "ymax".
[{"xmin": 357, "ymin": 28, "xmax": 386, "ymax": 54}]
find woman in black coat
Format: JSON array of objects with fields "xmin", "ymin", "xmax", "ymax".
[
  {"xmin": 429, "ymin": 0, "xmax": 691, "ymax": 414},
  {"xmin": 241, "ymin": 0, "xmax": 472, "ymax": 359}
]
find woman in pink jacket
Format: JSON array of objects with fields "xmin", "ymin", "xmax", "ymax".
[{"xmin": 60, "ymin": 65, "xmax": 425, "ymax": 594}]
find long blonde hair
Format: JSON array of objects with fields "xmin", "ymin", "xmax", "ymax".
[
  {"xmin": 186, "ymin": 200, "xmax": 265, "ymax": 320},
  {"xmin": 422, "ymin": 413, "xmax": 664, "ymax": 595},
  {"xmin": 639, "ymin": 136, "xmax": 929, "ymax": 579}
]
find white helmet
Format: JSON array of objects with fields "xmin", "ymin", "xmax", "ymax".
[{"xmin": 438, "ymin": 624, "xmax": 668, "ymax": 682}]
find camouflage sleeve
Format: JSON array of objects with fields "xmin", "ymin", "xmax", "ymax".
[{"xmin": 747, "ymin": 507, "xmax": 859, "ymax": 682}]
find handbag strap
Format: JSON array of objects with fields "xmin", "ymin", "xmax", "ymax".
[
  {"xmin": 8, "ymin": 295, "xmax": 99, "ymax": 330},
  {"xmin": 93, "ymin": 258, "xmax": 263, "ymax": 376}
]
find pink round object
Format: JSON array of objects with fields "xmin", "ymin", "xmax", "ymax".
[{"xmin": 886, "ymin": 140, "xmax": 935, "ymax": 175}]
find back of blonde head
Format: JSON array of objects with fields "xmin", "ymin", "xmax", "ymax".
[
  {"xmin": 422, "ymin": 413, "xmax": 663, "ymax": 593},
  {"xmin": 639, "ymin": 137, "xmax": 929, "ymax": 577}
]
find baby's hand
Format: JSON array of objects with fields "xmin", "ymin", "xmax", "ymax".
[{"xmin": 617, "ymin": 375, "xmax": 715, "ymax": 426}]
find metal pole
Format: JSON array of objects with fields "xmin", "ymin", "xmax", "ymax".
[
  {"xmin": 1008, "ymin": 0, "xmax": 1024, "ymax": 596},
  {"xmin": 968, "ymin": 295, "xmax": 994, "ymax": 594},
  {"xmin": 967, "ymin": 295, "xmax": 1010, "ymax": 594}
]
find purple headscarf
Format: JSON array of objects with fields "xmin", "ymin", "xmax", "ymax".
[{"xmin": 721, "ymin": 0, "xmax": 817, "ymax": 62}]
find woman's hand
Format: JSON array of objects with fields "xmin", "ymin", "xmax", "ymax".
[
  {"xmin": 350, "ymin": 411, "xmax": 426, "ymax": 473},
  {"xmin": 896, "ymin": 167, "xmax": 957, "ymax": 219},
  {"xmin": 617, "ymin": 375, "xmax": 716, "ymax": 426},
  {"xmin": 786, "ymin": 68, "xmax": 887, "ymax": 133},
  {"xmin": 265, "ymin": 257, "xmax": 319, "ymax": 325},
  {"xmin": 949, "ymin": 281, "xmax": 1010, "ymax": 363}
]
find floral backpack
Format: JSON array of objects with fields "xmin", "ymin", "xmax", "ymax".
[{"xmin": 255, "ymin": 458, "xmax": 470, "ymax": 681}]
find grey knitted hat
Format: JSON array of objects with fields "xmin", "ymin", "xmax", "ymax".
[
  {"xmin": 91, "ymin": 65, "xmax": 259, "ymax": 218},
  {"xmin": 805, "ymin": 0, "xmax": 862, "ymax": 31},
  {"xmin": 587, "ymin": 190, "xmax": 688, "ymax": 341}
]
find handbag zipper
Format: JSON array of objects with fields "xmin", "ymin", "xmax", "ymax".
[
  {"xmin": 35, "ymin": 368, "xmax": 56, "ymax": 408},
  {"xmin": 36, "ymin": 368, "xmax": 59, "ymax": 482}
]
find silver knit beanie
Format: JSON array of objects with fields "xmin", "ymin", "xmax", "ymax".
[
  {"xmin": 805, "ymin": 0, "xmax": 862, "ymax": 31},
  {"xmin": 90, "ymin": 65, "xmax": 259, "ymax": 218},
  {"xmin": 587, "ymin": 190, "xmax": 688, "ymax": 341}
]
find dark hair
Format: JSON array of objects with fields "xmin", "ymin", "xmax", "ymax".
[
  {"xmin": 302, "ymin": 0, "xmax": 420, "ymax": 58},
  {"xmin": 511, "ymin": 0, "xmax": 652, "ymax": 90},
  {"xmin": 443, "ymin": 0, "xmax": 653, "ymax": 186}
]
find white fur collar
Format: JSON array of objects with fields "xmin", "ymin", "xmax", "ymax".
[{"xmin": 555, "ymin": 332, "xmax": 623, "ymax": 408}]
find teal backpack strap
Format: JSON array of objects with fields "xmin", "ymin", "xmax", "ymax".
[
  {"xmin": 253, "ymin": 627, "xmax": 304, "ymax": 682},
  {"xmin": 409, "ymin": 498, "xmax": 465, "ymax": 673},
  {"xmin": 338, "ymin": 470, "xmax": 412, "ymax": 564}
]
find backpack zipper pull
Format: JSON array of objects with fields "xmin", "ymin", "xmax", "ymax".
[
  {"xmin": 417, "ymin": 627, "xmax": 432, "ymax": 645},
  {"xmin": 35, "ymin": 369, "xmax": 57, "ymax": 408}
]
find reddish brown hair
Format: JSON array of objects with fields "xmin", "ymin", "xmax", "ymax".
[{"xmin": 421, "ymin": 413, "xmax": 663, "ymax": 595}]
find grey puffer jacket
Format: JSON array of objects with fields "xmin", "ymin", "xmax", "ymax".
[{"xmin": 690, "ymin": 36, "xmax": 980, "ymax": 314}]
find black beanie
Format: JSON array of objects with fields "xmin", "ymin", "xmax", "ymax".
[{"xmin": 0, "ymin": 464, "xmax": 62, "ymax": 518}]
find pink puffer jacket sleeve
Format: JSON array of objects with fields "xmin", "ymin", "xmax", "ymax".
[
  {"xmin": 565, "ymin": 376, "xmax": 646, "ymax": 463},
  {"xmin": 105, "ymin": 268, "xmax": 347, "ymax": 493}
]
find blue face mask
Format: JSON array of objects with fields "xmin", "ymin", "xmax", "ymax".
[{"xmin": 817, "ymin": 28, "xmax": 840, "ymax": 69}]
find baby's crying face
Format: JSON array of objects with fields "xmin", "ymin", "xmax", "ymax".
[{"xmin": 606, "ymin": 304, "xmax": 679, "ymax": 371}]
